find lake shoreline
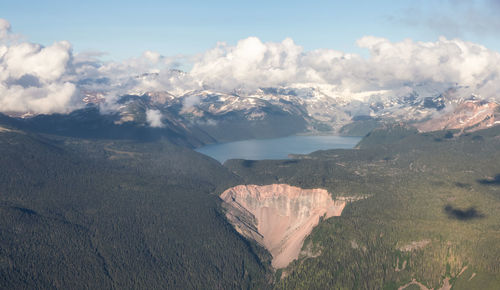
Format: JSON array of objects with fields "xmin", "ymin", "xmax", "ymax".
[{"xmin": 195, "ymin": 135, "xmax": 361, "ymax": 163}]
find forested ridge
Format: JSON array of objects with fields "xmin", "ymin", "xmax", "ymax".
[
  {"xmin": 0, "ymin": 126, "xmax": 271, "ymax": 289},
  {"xmin": 226, "ymin": 125, "xmax": 500, "ymax": 289},
  {"xmin": 1, "ymin": 120, "xmax": 500, "ymax": 289}
]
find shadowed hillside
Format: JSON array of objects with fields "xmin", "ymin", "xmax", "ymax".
[
  {"xmin": 0, "ymin": 126, "xmax": 270, "ymax": 289},
  {"xmin": 1, "ymin": 118, "xmax": 500, "ymax": 289}
]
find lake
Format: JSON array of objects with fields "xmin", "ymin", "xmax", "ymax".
[{"xmin": 195, "ymin": 135, "xmax": 361, "ymax": 163}]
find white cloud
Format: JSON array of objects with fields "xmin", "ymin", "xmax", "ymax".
[
  {"xmin": 188, "ymin": 36, "xmax": 500, "ymax": 99},
  {"xmin": 181, "ymin": 95, "xmax": 200, "ymax": 113},
  {"xmin": 3, "ymin": 41, "xmax": 72, "ymax": 82},
  {"xmin": 0, "ymin": 82, "xmax": 76, "ymax": 114},
  {"xmin": 0, "ymin": 19, "xmax": 79, "ymax": 114},
  {"xmin": 146, "ymin": 109, "xmax": 164, "ymax": 127},
  {"xmin": 190, "ymin": 37, "xmax": 305, "ymax": 91},
  {"xmin": 143, "ymin": 50, "xmax": 161, "ymax": 63},
  {"xmin": 355, "ymin": 36, "xmax": 500, "ymax": 95}
]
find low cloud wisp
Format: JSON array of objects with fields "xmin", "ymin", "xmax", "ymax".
[{"xmin": 146, "ymin": 109, "xmax": 165, "ymax": 128}]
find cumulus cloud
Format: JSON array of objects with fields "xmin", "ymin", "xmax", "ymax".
[
  {"xmin": 0, "ymin": 19, "xmax": 79, "ymax": 115},
  {"xmin": 355, "ymin": 36, "xmax": 500, "ymax": 88},
  {"xmin": 189, "ymin": 36, "xmax": 500, "ymax": 99},
  {"xmin": 190, "ymin": 37, "xmax": 306, "ymax": 91},
  {"xmin": 146, "ymin": 109, "xmax": 164, "ymax": 127}
]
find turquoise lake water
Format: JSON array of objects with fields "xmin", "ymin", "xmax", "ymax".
[{"xmin": 195, "ymin": 135, "xmax": 361, "ymax": 163}]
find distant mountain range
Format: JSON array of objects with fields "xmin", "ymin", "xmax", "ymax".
[
  {"xmin": 1, "ymin": 84, "xmax": 499, "ymax": 146},
  {"xmin": 74, "ymin": 83, "xmax": 500, "ymax": 136}
]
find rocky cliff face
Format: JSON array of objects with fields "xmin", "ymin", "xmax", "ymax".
[
  {"xmin": 415, "ymin": 100, "xmax": 499, "ymax": 133},
  {"xmin": 220, "ymin": 184, "xmax": 346, "ymax": 268}
]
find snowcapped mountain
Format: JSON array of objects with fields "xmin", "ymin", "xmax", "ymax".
[
  {"xmin": 81, "ymin": 83, "xmax": 498, "ymax": 140},
  {"xmin": 5, "ymin": 81, "xmax": 498, "ymax": 145}
]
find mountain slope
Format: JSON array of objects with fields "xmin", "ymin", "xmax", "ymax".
[
  {"xmin": 0, "ymin": 127, "xmax": 270, "ymax": 289},
  {"xmin": 85, "ymin": 85, "xmax": 499, "ymax": 139},
  {"xmin": 0, "ymin": 106, "xmax": 215, "ymax": 147},
  {"xmin": 224, "ymin": 125, "xmax": 500, "ymax": 289}
]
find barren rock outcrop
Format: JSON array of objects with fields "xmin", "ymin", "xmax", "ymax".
[
  {"xmin": 220, "ymin": 184, "xmax": 346, "ymax": 268},
  {"xmin": 416, "ymin": 100, "xmax": 499, "ymax": 133}
]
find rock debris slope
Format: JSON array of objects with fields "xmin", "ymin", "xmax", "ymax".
[
  {"xmin": 220, "ymin": 184, "xmax": 346, "ymax": 268},
  {"xmin": 416, "ymin": 100, "xmax": 499, "ymax": 133}
]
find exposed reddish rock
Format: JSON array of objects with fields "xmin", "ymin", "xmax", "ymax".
[
  {"xmin": 144, "ymin": 91, "xmax": 176, "ymax": 104},
  {"xmin": 415, "ymin": 100, "xmax": 499, "ymax": 133},
  {"xmin": 220, "ymin": 184, "xmax": 346, "ymax": 268},
  {"xmin": 81, "ymin": 91, "xmax": 106, "ymax": 104}
]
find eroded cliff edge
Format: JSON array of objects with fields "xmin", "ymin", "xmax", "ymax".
[{"xmin": 220, "ymin": 184, "xmax": 348, "ymax": 269}]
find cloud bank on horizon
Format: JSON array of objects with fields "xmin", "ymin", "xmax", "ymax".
[{"xmin": 1, "ymin": 18, "xmax": 500, "ymax": 115}]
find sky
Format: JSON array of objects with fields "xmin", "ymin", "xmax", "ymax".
[
  {"xmin": 2, "ymin": 0, "xmax": 500, "ymax": 60},
  {"xmin": 2, "ymin": 0, "xmax": 500, "ymax": 115}
]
